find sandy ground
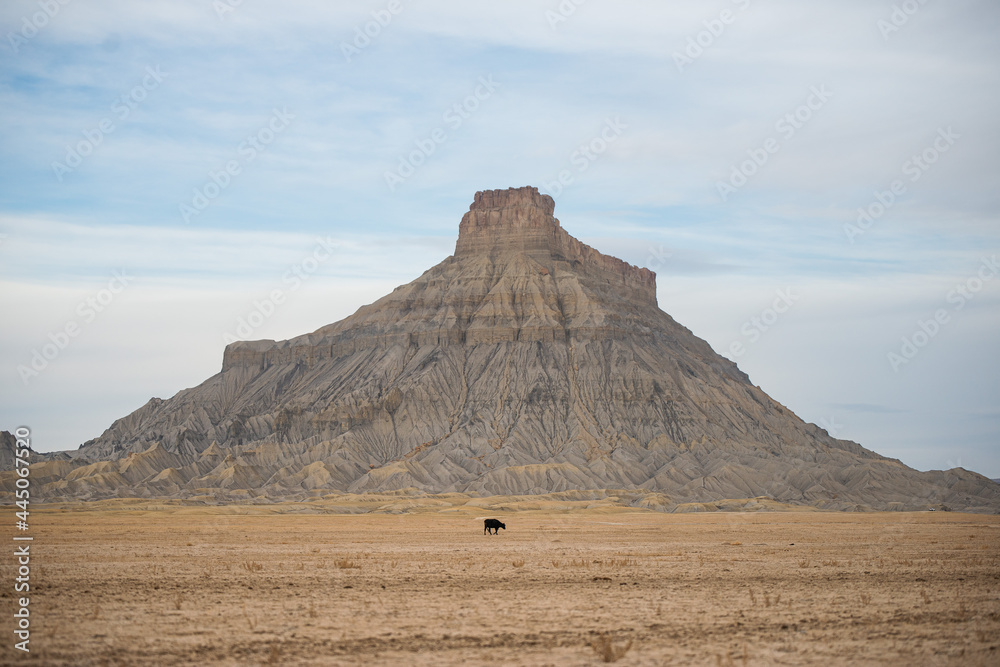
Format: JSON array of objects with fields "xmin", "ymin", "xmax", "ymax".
[{"xmin": 2, "ymin": 501, "xmax": 998, "ymax": 666}]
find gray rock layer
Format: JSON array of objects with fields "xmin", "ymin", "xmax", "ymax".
[{"xmin": 5, "ymin": 187, "xmax": 998, "ymax": 512}]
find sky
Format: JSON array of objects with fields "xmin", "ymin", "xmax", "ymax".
[{"xmin": 1, "ymin": 0, "xmax": 997, "ymax": 478}]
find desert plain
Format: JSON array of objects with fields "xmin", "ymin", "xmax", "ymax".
[{"xmin": 2, "ymin": 496, "xmax": 998, "ymax": 666}]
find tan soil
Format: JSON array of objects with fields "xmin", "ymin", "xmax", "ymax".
[{"xmin": 2, "ymin": 502, "xmax": 998, "ymax": 666}]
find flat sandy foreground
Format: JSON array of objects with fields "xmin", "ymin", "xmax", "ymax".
[{"xmin": 2, "ymin": 498, "xmax": 999, "ymax": 666}]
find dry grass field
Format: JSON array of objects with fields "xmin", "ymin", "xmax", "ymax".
[{"xmin": 2, "ymin": 498, "xmax": 998, "ymax": 666}]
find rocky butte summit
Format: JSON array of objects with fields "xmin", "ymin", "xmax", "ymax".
[{"xmin": 5, "ymin": 187, "xmax": 998, "ymax": 511}]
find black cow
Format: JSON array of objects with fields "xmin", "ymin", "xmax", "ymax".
[{"xmin": 484, "ymin": 518, "xmax": 506, "ymax": 535}]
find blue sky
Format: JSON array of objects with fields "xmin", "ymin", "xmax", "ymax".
[{"xmin": 1, "ymin": 0, "xmax": 998, "ymax": 477}]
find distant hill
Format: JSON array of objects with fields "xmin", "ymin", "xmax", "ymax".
[{"xmin": 3, "ymin": 187, "xmax": 999, "ymax": 513}]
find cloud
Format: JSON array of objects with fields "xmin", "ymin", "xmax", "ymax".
[
  {"xmin": 0, "ymin": 215, "xmax": 453, "ymax": 285},
  {"xmin": 831, "ymin": 403, "xmax": 908, "ymax": 415}
]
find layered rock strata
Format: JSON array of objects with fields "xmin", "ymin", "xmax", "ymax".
[{"xmin": 5, "ymin": 187, "xmax": 998, "ymax": 512}]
